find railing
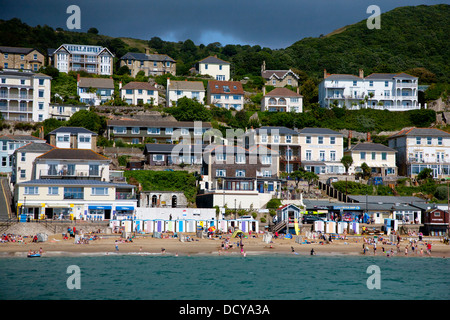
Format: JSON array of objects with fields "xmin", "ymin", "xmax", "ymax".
[
  {"xmin": 39, "ymin": 169, "xmax": 101, "ymax": 178},
  {"xmin": 116, "ymin": 192, "xmax": 136, "ymax": 200},
  {"xmin": 0, "ymin": 94, "xmax": 33, "ymax": 99}
]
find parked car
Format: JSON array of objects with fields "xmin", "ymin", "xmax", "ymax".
[{"xmin": 326, "ymin": 177, "xmax": 339, "ymax": 185}]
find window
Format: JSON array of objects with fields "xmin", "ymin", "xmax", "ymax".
[
  {"xmin": 360, "ymin": 152, "xmax": 366, "ymax": 160},
  {"xmin": 125, "ymin": 89, "xmax": 133, "ymax": 95},
  {"xmin": 153, "ymin": 154, "xmax": 164, "ymax": 162},
  {"xmin": 39, "ymin": 79, "xmax": 44, "ymax": 86},
  {"xmin": 4, "ymin": 63, "xmax": 8, "ymax": 68},
  {"xmin": 92, "ymin": 187, "xmax": 108, "ymax": 195},
  {"xmin": 427, "ymin": 137, "xmax": 432, "ymax": 145},
  {"xmin": 38, "ymin": 90, "xmax": 44, "ymax": 98},
  {"xmin": 438, "ymin": 137, "xmax": 443, "ymax": 145},
  {"xmin": 204, "ymin": 64, "xmax": 208, "ymax": 70},
  {"xmin": 318, "ymin": 136, "xmax": 323, "ymax": 144},
  {"xmin": 273, "ymin": 135, "xmax": 279, "ymax": 143},
  {"xmin": 306, "ymin": 136, "xmax": 311, "ymax": 144},
  {"xmin": 38, "ymin": 103, "xmax": 44, "ymax": 110},
  {"xmin": 21, "ymin": 152, "xmax": 26, "ymax": 162},
  {"xmin": 114, "ymin": 127, "xmax": 126, "ymax": 134},
  {"xmin": 132, "ymin": 138, "xmax": 139, "ymax": 144},
  {"xmin": 57, "ymin": 135, "xmax": 70, "ymax": 142},
  {"xmin": 385, "ymin": 81, "xmax": 389, "ymax": 87},
  {"xmin": 64, "ymin": 187, "xmax": 83, "ymax": 199},
  {"xmin": 20, "ymin": 170, "xmax": 26, "ymax": 179},
  {"xmin": 181, "ymin": 128, "xmax": 189, "ymax": 135},
  {"xmin": 369, "ymin": 81, "xmax": 373, "ymax": 87},
  {"xmin": 286, "ymin": 135, "xmax": 292, "ymax": 143},
  {"xmin": 233, "ymin": 95, "xmax": 241, "ymax": 100},
  {"xmin": 147, "ymin": 90, "xmax": 154, "ymax": 95},
  {"xmin": 25, "ymin": 186, "xmax": 39, "ymax": 195},
  {"xmin": 48, "ymin": 187, "xmax": 58, "ymax": 195},
  {"xmin": 330, "ymin": 151, "xmax": 336, "ymax": 161},
  {"xmin": 216, "ymin": 169, "xmax": 226, "ymax": 177},
  {"xmin": 131, "ymin": 127, "xmax": 140, "ymax": 134},
  {"xmin": 305, "ymin": 150, "xmax": 312, "ymax": 161},
  {"xmin": 79, "ymin": 135, "xmax": 91, "ymax": 143},
  {"xmin": 235, "ymin": 154, "xmax": 246, "ymax": 164},
  {"xmin": 4, "ymin": 53, "xmax": 7, "ymax": 59},
  {"xmin": 416, "ymin": 137, "xmax": 421, "ymax": 145},
  {"xmin": 261, "ymin": 134, "xmax": 268, "ymax": 143},
  {"xmin": 216, "ymin": 153, "xmax": 226, "ymax": 161},
  {"xmin": 165, "ymin": 128, "xmax": 173, "ymax": 135},
  {"xmin": 219, "ymin": 65, "xmax": 222, "ymax": 70},
  {"xmin": 381, "ymin": 152, "xmax": 387, "ymax": 160},
  {"xmin": 263, "ymin": 170, "xmax": 272, "ymax": 177},
  {"xmin": 372, "ymin": 152, "xmax": 376, "ymax": 160},
  {"xmin": 147, "ymin": 128, "xmax": 160, "ymax": 135},
  {"xmin": 353, "ymin": 81, "xmax": 357, "ymax": 86},
  {"xmin": 330, "ymin": 137, "xmax": 335, "ymax": 144},
  {"xmin": 138, "ymin": 89, "xmax": 143, "ymax": 95},
  {"xmin": 319, "ymin": 151, "xmax": 325, "ymax": 161},
  {"xmin": 235, "ymin": 169, "xmax": 246, "ymax": 177},
  {"xmin": 261, "ymin": 155, "xmax": 272, "ymax": 164}
]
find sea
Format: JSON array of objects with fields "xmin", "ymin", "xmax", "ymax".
[{"xmin": 0, "ymin": 253, "xmax": 448, "ymax": 301}]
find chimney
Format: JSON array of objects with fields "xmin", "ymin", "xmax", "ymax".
[
  {"xmin": 359, "ymin": 69, "xmax": 364, "ymax": 79},
  {"xmin": 296, "ymin": 87, "xmax": 300, "ymax": 94},
  {"xmin": 263, "ymin": 86, "xmax": 266, "ymax": 95},
  {"xmin": 145, "ymin": 47, "xmax": 150, "ymax": 55},
  {"xmin": 261, "ymin": 60, "xmax": 266, "ymax": 73},
  {"xmin": 348, "ymin": 130, "xmax": 352, "ymax": 149},
  {"xmin": 367, "ymin": 132, "xmax": 371, "ymax": 142},
  {"xmin": 324, "ymin": 69, "xmax": 327, "ymax": 79},
  {"xmin": 119, "ymin": 81, "xmax": 122, "ymax": 90},
  {"xmin": 77, "ymin": 73, "xmax": 80, "ymax": 83}
]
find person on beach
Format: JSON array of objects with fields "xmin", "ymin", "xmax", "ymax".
[
  {"xmin": 115, "ymin": 241, "xmax": 119, "ymax": 251},
  {"xmin": 426, "ymin": 243, "xmax": 432, "ymax": 255},
  {"xmin": 310, "ymin": 248, "xmax": 315, "ymax": 255},
  {"xmin": 373, "ymin": 242, "xmax": 377, "ymax": 255},
  {"xmin": 405, "ymin": 246, "xmax": 408, "ymax": 256},
  {"xmin": 420, "ymin": 247, "xmax": 424, "ymax": 256}
]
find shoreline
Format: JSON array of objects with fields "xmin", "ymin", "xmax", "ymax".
[{"xmin": 1, "ymin": 233, "xmax": 449, "ymax": 259}]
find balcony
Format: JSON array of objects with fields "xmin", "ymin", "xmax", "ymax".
[
  {"xmin": 39, "ymin": 169, "xmax": 102, "ymax": 179},
  {"xmin": 395, "ymin": 82, "xmax": 416, "ymax": 88},
  {"xmin": 0, "ymin": 93, "xmax": 33, "ymax": 100},
  {"xmin": 407, "ymin": 157, "xmax": 449, "ymax": 164},
  {"xmin": 280, "ymin": 155, "xmax": 301, "ymax": 163},
  {"xmin": 116, "ymin": 192, "xmax": 136, "ymax": 200}
]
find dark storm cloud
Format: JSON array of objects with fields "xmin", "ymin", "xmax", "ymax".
[{"xmin": 0, "ymin": 0, "xmax": 445, "ymax": 48}]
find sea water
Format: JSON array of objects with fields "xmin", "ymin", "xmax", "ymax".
[{"xmin": 0, "ymin": 254, "xmax": 448, "ymax": 300}]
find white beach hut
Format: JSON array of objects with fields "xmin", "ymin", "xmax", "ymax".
[
  {"xmin": 217, "ymin": 220, "xmax": 228, "ymax": 233},
  {"xmin": 349, "ymin": 222, "xmax": 360, "ymax": 234},
  {"xmin": 154, "ymin": 219, "xmax": 165, "ymax": 233},
  {"xmin": 185, "ymin": 220, "xmax": 197, "ymax": 233},
  {"xmin": 314, "ymin": 220, "xmax": 324, "ymax": 232},
  {"xmin": 165, "ymin": 220, "xmax": 175, "ymax": 232},
  {"xmin": 337, "ymin": 221, "xmax": 348, "ymax": 234},
  {"xmin": 143, "ymin": 220, "xmax": 154, "ymax": 233},
  {"xmin": 325, "ymin": 221, "xmax": 336, "ymax": 234}
]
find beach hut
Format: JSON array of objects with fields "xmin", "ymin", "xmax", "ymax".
[
  {"xmin": 337, "ymin": 221, "xmax": 348, "ymax": 234},
  {"xmin": 228, "ymin": 219, "xmax": 239, "ymax": 232},
  {"xmin": 176, "ymin": 220, "xmax": 186, "ymax": 233},
  {"xmin": 143, "ymin": 220, "xmax": 154, "ymax": 233},
  {"xmin": 185, "ymin": 220, "xmax": 197, "ymax": 233},
  {"xmin": 239, "ymin": 220, "xmax": 249, "ymax": 233},
  {"xmin": 384, "ymin": 218, "xmax": 398, "ymax": 234},
  {"xmin": 154, "ymin": 220, "xmax": 165, "ymax": 233},
  {"xmin": 314, "ymin": 220, "xmax": 324, "ymax": 232},
  {"xmin": 249, "ymin": 220, "xmax": 259, "ymax": 233},
  {"xmin": 325, "ymin": 221, "xmax": 336, "ymax": 234},
  {"xmin": 165, "ymin": 220, "xmax": 175, "ymax": 232},
  {"xmin": 349, "ymin": 222, "xmax": 359, "ymax": 234},
  {"xmin": 121, "ymin": 220, "xmax": 132, "ymax": 233},
  {"xmin": 217, "ymin": 220, "xmax": 228, "ymax": 233}
]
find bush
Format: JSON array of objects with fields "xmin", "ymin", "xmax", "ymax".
[
  {"xmin": 266, "ymin": 198, "xmax": 282, "ymax": 209},
  {"xmin": 434, "ymin": 185, "xmax": 449, "ymax": 200}
]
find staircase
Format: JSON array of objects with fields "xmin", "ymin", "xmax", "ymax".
[
  {"xmin": 0, "ymin": 177, "xmax": 12, "ymax": 220},
  {"xmin": 271, "ymin": 220, "xmax": 287, "ymax": 233}
]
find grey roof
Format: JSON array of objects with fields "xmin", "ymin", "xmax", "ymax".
[
  {"xmin": 365, "ymin": 72, "xmax": 417, "ymax": 80},
  {"xmin": 347, "ymin": 195, "xmax": 426, "ymax": 204},
  {"xmin": 348, "ymin": 142, "xmax": 396, "ymax": 152},
  {"xmin": 0, "ymin": 46, "xmax": 39, "ymax": 55},
  {"xmin": 0, "ymin": 135, "xmax": 45, "ymax": 142},
  {"xmin": 144, "ymin": 143, "xmax": 205, "ymax": 154},
  {"xmin": 107, "ymin": 119, "xmax": 212, "ymax": 128},
  {"xmin": 15, "ymin": 142, "xmax": 55, "ymax": 153},
  {"xmin": 199, "ymin": 56, "xmax": 230, "ymax": 65},
  {"xmin": 48, "ymin": 126, "xmax": 98, "ymax": 136},
  {"xmin": 18, "ymin": 179, "xmax": 134, "ymax": 188},
  {"xmin": 0, "ymin": 69, "xmax": 51, "ymax": 79},
  {"xmin": 37, "ymin": 149, "xmax": 108, "ymax": 161},
  {"xmin": 324, "ymin": 74, "xmax": 361, "ymax": 81},
  {"xmin": 389, "ymin": 128, "xmax": 450, "ymax": 139},
  {"xmin": 255, "ymin": 126, "xmax": 299, "ymax": 135},
  {"xmin": 120, "ymin": 52, "xmax": 175, "ymax": 62},
  {"xmin": 298, "ymin": 127, "xmax": 342, "ymax": 135},
  {"xmin": 78, "ymin": 77, "xmax": 114, "ymax": 89},
  {"xmin": 262, "ymin": 70, "xmax": 299, "ymax": 80},
  {"xmin": 168, "ymin": 80, "xmax": 205, "ymax": 91}
]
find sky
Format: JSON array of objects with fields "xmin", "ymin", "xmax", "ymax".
[{"xmin": 1, "ymin": 0, "xmax": 447, "ymax": 49}]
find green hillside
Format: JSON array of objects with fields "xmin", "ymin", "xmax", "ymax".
[{"xmin": 0, "ymin": 4, "xmax": 448, "ymax": 83}]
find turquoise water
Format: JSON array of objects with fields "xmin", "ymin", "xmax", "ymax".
[{"xmin": 0, "ymin": 254, "xmax": 448, "ymax": 300}]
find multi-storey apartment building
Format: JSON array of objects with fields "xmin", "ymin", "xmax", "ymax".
[
  {"xmin": 107, "ymin": 119, "xmax": 213, "ymax": 145},
  {"xmin": 120, "ymin": 81, "xmax": 159, "ymax": 106},
  {"xmin": 0, "ymin": 46, "xmax": 45, "ymax": 72},
  {"xmin": 0, "ymin": 135, "xmax": 46, "ymax": 174},
  {"xmin": 298, "ymin": 127, "xmax": 345, "ymax": 175},
  {"xmin": 318, "ymin": 69, "xmax": 419, "ymax": 111},
  {"xmin": 48, "ymin": 44, "xmax": 114, "ymax": 75},
  {"xmin": 261, "ymin": 87, "xmax": 303, "ymax": 113},
  {"xmin": 344, "ymin": 142, "xmax": 397, "ymax": 177},
  {"xmin": 388, "ymin": 127, "xmax": 450, "ymax": 178},
  {"xmin": 197, "ymin": 56, "xmax": 230, "ymax": 81},
  {"xmin": 246, "ymin": 126, "xmax": 301, "ymax": 173},
  {"xmin": 0, "ymin": 69, "xmax": 51, "ymax": 122},
  {"xmin": 166, "ymin": 78, "xmax": 205, "ymax": 106},
  {"xmin": 119, "ymin": 50, "xmax": 176, "ymax": 77},
  {"xmin": 14, "ymin": 148, "xmax": 137, "ymax": 219},
  {"xmin": 197, "ymin": 144, "xmax": 280, "ymax": 209},
  {"xmin": 206, "ymin": 80, "xmax": 244, "ymax": 110}
]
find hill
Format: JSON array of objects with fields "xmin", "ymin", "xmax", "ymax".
[{"xmin": 0, "ymin": 4, "xmax": 448, "ymax": 83}]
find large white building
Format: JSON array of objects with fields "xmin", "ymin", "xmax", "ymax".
[
  {"xmin": 0, "ymin": 69, "xmax": 52, "ymax": 122},
  {"xmin": 166, "ymin": 78, "xmax": 205, "ymax": 106},
  {"xmin": 261, "ymin": 87, "xmax": 303, "ymax": 113},
  {"xmin": 388, "ymin": 128, "xmax": 450, "ymax": 178},
  {"xmin": 318, "ymin": 69, "xmax": 420, "ymax": 111},
  {"xmin": 197, "ymin": 56, "xmax": 231, "ymax": 81},
  {"xmin": 48, "ymin": 44, "xmax": 114, "ymax": 75}
]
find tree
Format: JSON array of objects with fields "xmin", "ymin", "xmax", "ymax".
[
  {"xmin": 360, "ymin": 162, "xmax": 371, "ymax": 180},
  {"xmin": 87, "ymin": 27, "xmax": 99, "ymax": 34},
  {"xmin": 417, "ymin": 168, "xmax": 433, "ymax": 181},
  {"xmin": 166, "ymin": 97, "xmax": 212, "ymax": 122},
  {"xmin": 301, "ymin": 171, "xmax": 319, "ymax": 192},
  {"xmin": 341, "ymin": 155, "xmax": 353, "ymax": 174},
  {"xmin": 67, "ymin": 110, "xmax": 106, "ymax": 134}
]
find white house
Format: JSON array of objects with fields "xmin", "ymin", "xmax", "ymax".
[
  {"xmin": 120, "ymin": 81, "xmax": 158, "ymax": 106},
  {"xmin": 47, "ymin": 127, "xmax": 98, "ymax": 151},
  {"xmin": 77, "ymin": 75, "xmax": 114, "ymax": 106},
  {"xmin": 198, "ymin": 56, "xmax": 231, "ymax": 81},
  {"xmin": 388, "ymin": 127, "xmax": 450, "ymax": 178},
  {"xmin": 206, "ymin": 80, "xmax": 244, "ymax": 110},
  {"xmin": 48, "ymin": 44, "xmax": 114, "ymax": 75},
  {"xmin": 0, "ymin": 69, "xmax": 52, "ymax": 122},
  {"xmin": 344, "ymin": 142, "xmax": 397, "ymax": 177},
  {"xmin": 318, "ymin": 69, "xmax": 420, "ymax": 111},
  {"xmin": 261, "ymin": 87, "xmax": 303, "ymax": 113},
  {"xmin": 166, "ymin": 79, "xmax": 205, "ymax": 106},
  {"xmin": 298, "ymin": 127, "xmax": 345, "ymax": 175},
  {"xmin": 0, "ymin": 135, "xmax": 46, "ymax": 174}
]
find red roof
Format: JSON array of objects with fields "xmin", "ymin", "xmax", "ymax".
[{"xmin": 208, "ymin": 80, "xmax": 243, "ymax": 95}]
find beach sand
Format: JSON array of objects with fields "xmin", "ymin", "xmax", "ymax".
[{"xmin": 1, "ymin": 233, "xmax": 449, "ymax": 258}]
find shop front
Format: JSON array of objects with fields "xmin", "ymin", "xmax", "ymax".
[
  {"xmin": 87, "ymin": 205, "xmax": 112, "ymax": 220},
  {"xmin": 329, "ymin": 205, "xmax": 363, "ymax": 222}
]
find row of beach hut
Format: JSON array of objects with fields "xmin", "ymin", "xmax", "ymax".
[
  {"xmin": 109, "ymin": 218, "xmax": 259, "ymax": 234},
  {"xmin": 313, "ymin": 220, "xmax": 360, "ymax": 234}
]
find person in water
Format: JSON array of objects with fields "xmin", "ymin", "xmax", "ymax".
[{"xmin": 310, "ymin": 248, "xmax": 315, "ymax": 255}]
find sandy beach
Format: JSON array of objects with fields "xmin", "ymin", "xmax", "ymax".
[{"xmin": 1, "ymin": 232, "xmax": 449, "ymax": 258}]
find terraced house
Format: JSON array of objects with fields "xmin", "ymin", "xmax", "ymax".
[
  {"xmin": 388, "ymin": 127, "xmax": 450, "ymax": 178},
  {"xmin": 120, "ymin": 50, "xmax": 176, "ymax": 77}
]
